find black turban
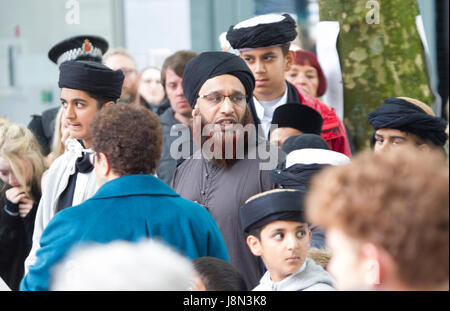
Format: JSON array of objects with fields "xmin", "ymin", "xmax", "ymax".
[
  {"xmin": 240, "ymin": 190, "xmax": 307, "ymax": 233},
  {"xmin": 59, "ymin": 60, "xmax": 124, "ymax": 102},
  {"xmin": 272, "ymin": 103, "xmax": 323, "ymax": 136},
  {"xmin": 281, "ymin": 133, "xmax": 329, "ymax": 154},
  {"xmin": 368, "ymin": 97, "xmax": 448, "ymax": 147},
  {"xmin": 226, "ymin": 13, "xmax": 297, "ymax": 50},
  {"xmin": 182, "ymin": 51, "xmax": 255, "ymax": 108}
]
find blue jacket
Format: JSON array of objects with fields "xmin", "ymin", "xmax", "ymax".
[{"xmin": 20, "ymin": 174, "xmax": 229, "ymax": 291}]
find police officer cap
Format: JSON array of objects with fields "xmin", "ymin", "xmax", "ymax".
[{"xmin": 48, "ymin": 35, "xmax": 109, "ymax": 66}]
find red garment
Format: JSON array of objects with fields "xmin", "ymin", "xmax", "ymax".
[{"xmin": 295, "ymin": 86, "xmax": 352, "ymax": 157}]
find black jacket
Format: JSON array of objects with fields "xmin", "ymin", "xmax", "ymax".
[{"xmin": 0, "ymin": 185, "xmax": 40, "ymax": 290}]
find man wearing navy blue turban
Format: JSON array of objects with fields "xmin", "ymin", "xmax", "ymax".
[
  {"xmin": 172, "ymin": 51, "xmax": 280, "ymax": 289},
  {"xmin": 368, "ymin": 97, "xmax": 448, "ymax": 153}
]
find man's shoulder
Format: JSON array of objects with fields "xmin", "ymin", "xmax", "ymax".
[{"xmin": 159, "ymin": 107, "xmax": 176, "ymax": 125}]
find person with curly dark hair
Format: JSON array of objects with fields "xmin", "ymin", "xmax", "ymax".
[{"xmin": 20, "ymin": 104, "xmax": 229, "ymax": 291}]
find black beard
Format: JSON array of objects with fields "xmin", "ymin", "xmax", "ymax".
[{"xmin": 199, "ymin": 108, "xmax": 251, "ymax": 167}]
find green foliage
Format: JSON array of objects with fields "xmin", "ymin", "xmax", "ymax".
[{"xmin": 319, "ymin": 0, "xmax": 433, "ymax": 150}]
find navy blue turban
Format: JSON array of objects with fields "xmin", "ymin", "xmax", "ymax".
[
  {"xmin": 226, "ymin": 13, "xmax": 297, "ymax": 50},
  {"xmin": 240, "ymin": 189, "xmax": 307, "ymax": 233},
  {"xmin": 182, "ymin": 51, "xmax": 255, "ymax": 108},
  {"xmin": 59, "ymin": 60, "xmax": 124, "ymax": 102},
  {"xmin": 368, "ymin": 97, "xmax": 448, "ymax": 147}
]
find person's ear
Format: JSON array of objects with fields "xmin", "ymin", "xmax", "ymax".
[
  {"xmin": 360, "ymin": 243, "xmax": 382, "ymax": 288},
  {"xmin": 102, "ymin": 101, "xmax": 115, "ymax": 109},
  {"xmin": 246, "ymin": 235, "xmax": 262, "ymax": 257},
  {"xmin": 95, "ymin": 152, "xmax": 111, "ymax": 178},
  {"xmin": 285, "ymin": 50, "xmax": 295, "ymax": 72}
]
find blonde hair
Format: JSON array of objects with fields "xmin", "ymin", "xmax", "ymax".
[
  {"xmin": 0, "ymin": 117, "xmax": 10, "ymax": 128},
  {"xmin": 0, "ymin": 123, "xmax": 46, "ymax": 200},
  {"xmin": 47, "ymin": 107, "xmax": 66, "ymax": 165}
]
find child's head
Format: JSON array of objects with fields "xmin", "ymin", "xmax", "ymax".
[
  {"xmin": 240, "ymin": 189, "xmax": 311, "ymax": 282},
  {"xmin": 192, "ymin": 256, "xmax": 247, "ymax": 291}
]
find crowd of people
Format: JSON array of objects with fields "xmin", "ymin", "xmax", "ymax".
[{"xmin": 0, "ymin": 13, "xmax": 448, "ymax": 292}]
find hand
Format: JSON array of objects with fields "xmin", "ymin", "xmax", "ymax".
[
  {"xmin": 5, "ymin": 186, "xmax": 27, "ymax": 205},
  {"xmin": 191, "ymin": 109, "xmax": 202, "ymax": 147},
  {"xmin": 18, "ymin": 197, "xmax": 34, "ymax": 218}
]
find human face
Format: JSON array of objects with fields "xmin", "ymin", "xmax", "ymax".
[
  {"xmin": 269, "ymin": 127, "xmax": 302, "ymax": 147},
  {"xmin": 373, "ymin": 128, "xmax": 422, "ymax": 153},
  {"xmin": 60, "ymin": 88, "xmax": 99, "ymax": 148},
  {"xmin": 196, "ymin": 74, "xmax": 247, "ymax": 128},
  {"xmin": 138, "ymin": 68, "xmax": 165, "ymax": 104},
  {"xmin": 286, "ymin": 64, "xmax": 319, "ymax": 98},
  {"xmin": 164, "ymin": 69, "xmax": 192, "ymax": 120},
  {"xmin": 254, "ymin": 221, "xmax": 311, "ymax": 283},
  {"xmin": 240, "ymin": 46, "xmax": 292, "ymax": 101},
  {"xmin": 104, "ymin": 54, "xmax": 138, "ymax": 97},
  {"xmin": 326, "ymin": 228, "xmax": 367, "ymax": 290},
  {"xmin": 0, "ymin": 156, "xmax": 31, "ymax": 187}
]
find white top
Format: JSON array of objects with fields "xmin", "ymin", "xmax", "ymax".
[
  {"xmin": 286, "ymin": 148, "xmax": 351, "ymax": 168},
  {"xmin": 253, "ymin": 83, "xmax": 288, "ymax": 138},
  {"xmin": 24, "ymin": 138, "xmax": 99, "ymax": 273},
  {"xmin": 253, "ymin": 258, "xmax": 335, "ymax": 291},
  {"xmin": 0, "ymin": 276, "xmax": 11, "ymax": 291},
  {"xmin": 234, "ymin": 14, "xmax": 285, "ymax": 29}
]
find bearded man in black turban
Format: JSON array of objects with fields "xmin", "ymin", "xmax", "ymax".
[
  {"xmin": 368, "ymin": 97, "xmax": 448, "ymax": 153},
  {"xmin": 171, "ymin": 51, "xmax": 281, "ymax": 290}
]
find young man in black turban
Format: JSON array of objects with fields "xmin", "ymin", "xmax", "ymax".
[
  {"xmin": 368, "ymin": 97, "xmax": 448, "ymax": 153},
  {"xmin": 27, "ymin": 35, "xmax": 109, "ymax": 156},
  {"xmin": 226, "ymin": 14, "xmax": 352, "ymax": 157},
  {"xmin": 24, "ymin": 60, "xmax": 124, "ymax": 272},
  {"xmin": 171, "ymin": 51, "xmax": 280, "ymax": 289}
]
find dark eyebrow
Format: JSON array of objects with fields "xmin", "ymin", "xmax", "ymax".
[
  {"xmin": 60, "ymin": 97, "xmax": 88, "ymax": 104},
  {"xmin": 390, "ymin": 136, "xmax": 407, "ymax": 141},
  {"xmin": 270, "ymin": 227, "xmax": 286, "ymax": 234},
  {"xmin": 70, "ymin": 98, "xmax": 88, "ymax": 103},
  {"xmin": 262, "ymin": 51, "xmax": 277, "ymax": 57}
]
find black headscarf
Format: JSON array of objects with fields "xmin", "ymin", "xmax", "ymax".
[
  {"xmin": 281, "ymin": 133, "xmax": 329, "ymax": 155},
  {"xmin": 182, "ymin": 51, "xmax": 255, "ymax": 108},
  {"xmin": 368, "ymin": 97, "xmax": 448, "ymax": 147},
  {"xmin": 272, "ymin": 104, "xmax": 324, "ymax": 136},
  {"xmin": 59, "ymin": 60, "xmax": 124, "ymax": 102},
  {"xmin": 226, "ymin": 13, "xmax": 297, "ymax": 50}
]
